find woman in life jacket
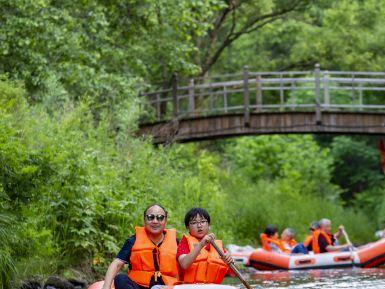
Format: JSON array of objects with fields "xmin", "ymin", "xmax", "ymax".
[
  {"xmin": 177, "ymin": 208, "xmax": 233, "ymax": 284},
  {"xmin": 280, "ymin": 228, "xmax": 297, "ymax": 253},
  {"xmin": 260, "ymin": 225, "xmax": 285, "ymax": 253}
]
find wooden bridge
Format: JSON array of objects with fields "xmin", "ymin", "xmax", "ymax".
[{"xmin": 137, "ymin": 64, "xmax": 385, "ymax": 144}]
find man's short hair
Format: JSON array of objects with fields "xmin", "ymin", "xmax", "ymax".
[
  {"xmin": 319, "ymin": 218, "xmax": 331, "ymax": 226},
  {"xmin": 143, "ymin": 203, "xmax": 168, "ymax": 219}
]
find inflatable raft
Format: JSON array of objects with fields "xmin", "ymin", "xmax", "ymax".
[
  {"xmin": 227, "ymin": 244, "xmax": 255, "ymax": 265},
  {"xmin": 248, "ymin": 238, "xmax": 385, "ymax": 270},
  {"xmin": 88, "ymin": 282, "xmax": 237, "ymax": 289}
]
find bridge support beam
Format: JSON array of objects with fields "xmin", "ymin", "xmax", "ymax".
[{"xmin": 138, "ymin": 112, "xmax": 385, "ymax": 144}]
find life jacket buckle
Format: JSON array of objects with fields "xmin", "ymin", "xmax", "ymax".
[{"xmin": 154, "ymin": 271, "xmax": 162, "ymax": 281}]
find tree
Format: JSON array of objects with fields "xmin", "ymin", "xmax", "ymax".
[
  {"xmin": 330, "ymin": 136, "xmax": 384, "ymax": 202},
  {"xmin": 195, "ymin": 0, "xmax": 312, "ymax": 76},
  {"xmin": 214, "ymin": 0, "xmax": 385, "ymax": 72}
]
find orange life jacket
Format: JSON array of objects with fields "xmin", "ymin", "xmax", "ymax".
[
  {"xmin": 260, "ymin": 233, "xmax": 285, "ymax": 252},
  {"xmin": 127, "ymin": 227, "xmax": 179, "ymax": 287},
  {"xmin": 281, "ymin": 239, "xmax": 297, "ymax": 253},
  {"xmin": 182, "ymin": 234, "xmax": 228, "ymax": 284},
  {"xmin": 303, "ymin": 234, "xmax": 313, "ymax": 248},
  {"xmin": 311, "ymin": 229, "xmax": 333, "ymax": 254}
]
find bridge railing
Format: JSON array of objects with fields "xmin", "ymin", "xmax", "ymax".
[{"xmin": 139, "ymin": 64, "xmax": 385, "ymax": 124}]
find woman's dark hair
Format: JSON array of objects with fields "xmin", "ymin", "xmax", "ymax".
[
  {"xmin": 264, "ymin": 225, "xmax": 278, "ymax": 237},
  {"xmin": 184, "ymin": 207, "xmax": 211, "ymax": 228},
  {"xmin": 143, "ymin": 203, "xmax": 168, "ymax": 219},
  {"xmin": 309, "ymin": 221, "xmax": 320, "ymax": 231}
]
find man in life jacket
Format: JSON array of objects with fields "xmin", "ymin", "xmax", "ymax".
[
  {"xmin": 177, "ymin": 207, "xmax": 233, "ymax": 284},
  {"xmin": 312, "ymin": 218, "xmax": 352, "ymax": 254},
  {"xmin": 260, "ymin": 225, "xmax": 285, "ymax": 253},
  {"xmin": 101, "ymin": 204, "xmax": 179, "ymax": 289}
]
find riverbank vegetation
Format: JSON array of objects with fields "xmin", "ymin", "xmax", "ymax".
[{"xmin": 1, "ymin": 0, "xmax": 385, "ymax": 288}]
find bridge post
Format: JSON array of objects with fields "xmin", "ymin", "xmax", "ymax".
[
  {"xmin": 188, "ymin": 79, "xmax": 195, "ymax": 116},
  {"xmin": 256, "ymin": 74, "xmax": 262, "ymax": 112},
  {"xmin": 314, "ymin": 63, "xmax": 322, "ymax": 125},
  {"xmin": 359, "ymin": 85, "xmax": 363, "ymax": 111},
  {"xmin": 323, "ymin": 70, "xmax": 330, "ymax": 109},
  {"xmin": 243, "ymin": 66, "xmax": 250, "ymax": 127},
  {"xmin": 172, "ymin": 73, "xmax": 178, "ymax": 119}
]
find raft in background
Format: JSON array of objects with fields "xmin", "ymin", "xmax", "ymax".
[
  {"xmin": 227, "ymin": 244, "xmax": 255, "ymax": 265},
  {"xmin": 246, "ymin": 238, "xmax": 385, "ymax": 270},
  {"xmin": 87, "ymin": 281, "xmax": 238, "ymax": 289}
]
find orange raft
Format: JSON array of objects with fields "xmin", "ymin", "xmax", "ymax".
[
  {"xmin": 248, "ymin": 239, "xmax": 385, "ymax": 270},
  {"xmin": 88, "ymin": 282, "xmax": 237, "ymax": 289}
]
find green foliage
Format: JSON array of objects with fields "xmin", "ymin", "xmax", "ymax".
[
  {"xmin": 330, "ymin": 136, "xmax": 384, "ymax": 201},
  {"xmin": 2, "ymin": 79, "xmax": 375, "ymax": 283},
  {"xmin": 220, "ymin": 135, "xmax": 374, "ymax": 244},
  {"xmin": 0, "ymin": 210, "xmax": 17, "ymax": 289},
  {"xmin": 0, "ymin": 79, "xmax": 238, "ymax": 282},
  {"xmin": 224, "ymin": 135, "xmax": 340, "ymax": 200},
  {"xmin": 1, "ymin": 0, "xmax": 385, "ymax": 286},
  {"xmin": 354, "ymin": 186, "xmax": 385, "ymax": 228},
  {"xmin": 215, "ymin": 0, "xmax": 385, "ymax": 72},
  {"xmin": 223, "ymin": 178, "xmax": 374, "ymax": 245}
]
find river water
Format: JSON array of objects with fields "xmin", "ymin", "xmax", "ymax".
[{"xmin": 226, "ymin": 268, "xmax": 385, "ymax": 288}]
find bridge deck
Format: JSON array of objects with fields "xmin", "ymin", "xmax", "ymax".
[
  {"xmin": 137, "ymin": 65, "xmax": 385, "ymax": 144},
  {"xmin": 138, "ymin": 111, "xmax": 385, "ymax": 144}
]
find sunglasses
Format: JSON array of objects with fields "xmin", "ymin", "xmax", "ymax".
[{"xmin": 146, "ymin": 214, "xmax": 166, "ymax": 222}]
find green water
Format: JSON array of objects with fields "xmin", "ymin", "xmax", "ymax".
[{"xmin": 226, "ymin": 268, "xmax": 385, "ymax": 288}]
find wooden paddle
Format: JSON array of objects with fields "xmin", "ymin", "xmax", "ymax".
[
  {"xmin": 210, "ymin": 240, "xmax": 253, "ymax": 289},
  {"xmin": 342, "ymin": 229, "xmax": 353, "ymax": 247},
  {"xmin": 342, "ymin": 229, "xmax": 355, "ymax": 266}
]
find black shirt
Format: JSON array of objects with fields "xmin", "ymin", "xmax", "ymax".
[
  {"xmin": 116, "ymin": 235, "xmax": 136, "ymax": 267},
  {"xmin": 318, "ymin": 233, "xmax": 336, "ymax": 253}
]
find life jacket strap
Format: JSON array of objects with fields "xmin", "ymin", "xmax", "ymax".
[{"xmin": 154, "ymin": 271, "xmax": 162, "ymax": 282}]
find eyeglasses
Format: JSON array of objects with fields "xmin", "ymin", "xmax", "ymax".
[
  {"xmin": 189, "ymin": 220, "xmax": 208, "ymax": 226},
  {"xmin": 146, "ymin": 214, "xmax": 166, "ymax": 222}
]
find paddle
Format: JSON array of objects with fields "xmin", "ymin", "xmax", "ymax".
[
  {"xmin": 210, "ymin": 240, "xmax": 253, "ymax": 289},
  {"xmin": 342, "ymin": 229, "xmax": 353, "ymax": 247},
  {"xmin": 342, "ymin": 228, "xmax": 355, "ymax": 266}
]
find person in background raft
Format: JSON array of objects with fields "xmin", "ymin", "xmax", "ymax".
[
  {"xmin": 260, "ymin": 225, "xmax": 285, "ymax": 253},
  {"xmin": 280, "ymin": 228, "xmax": 297, "ymax": 253},
  {"xmin": 177, "ymin": 207, "xmax": 233, "ymax": 284},
  {"xmin": 101, "ymin": 204, "xmax": 179, "ymax": 289},
  {"xmin": 312, "ymin": 218, "xmax": 353, "ymax": 254},
  {"xmin": 291, "ymin": 221, "xmax": 320, "ymax": 254}
]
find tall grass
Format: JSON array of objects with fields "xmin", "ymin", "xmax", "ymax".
[{"xmin": 0, "ymin": 213, "xmax": 17, "ymax": 289}]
